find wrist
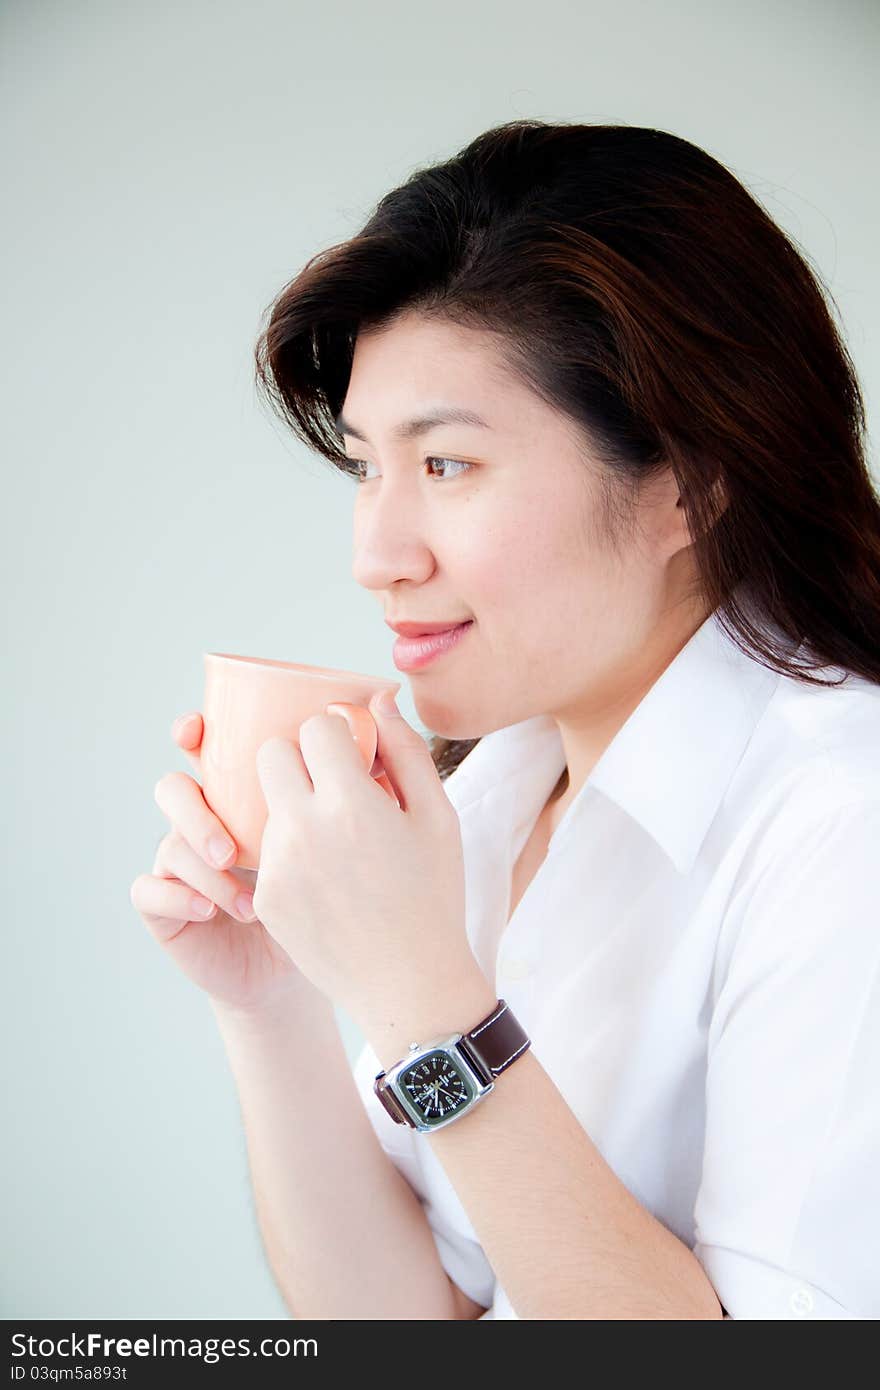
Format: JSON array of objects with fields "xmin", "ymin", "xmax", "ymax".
[
  {"xmin": 373, "ymin": 994, "xmax": 531, "ymax": 1133},
  {"xmin": 360, "ymin": 968, "xmax": 498, "ymax": 1073},
  {"xmin": 209, "ymin": 977, "xmax": 333, "ymax": 1035}
]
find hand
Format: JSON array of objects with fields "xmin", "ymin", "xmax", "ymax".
[
  {"xmin": 251, "ymin": 691, "xmax": 478, "ymax": 1036},
  {"xmin": 129, "ymin": 711, "xmax": 304, "ymax": 1015}
]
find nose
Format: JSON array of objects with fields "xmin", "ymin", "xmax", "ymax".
[{"xmin": 350, "ymin": 488, "xmax": 436, "ymax": 593}]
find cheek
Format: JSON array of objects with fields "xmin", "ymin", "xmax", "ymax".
[{"xmin": 473, "ymin": 500, "xmax": 598, "ymax": 614}]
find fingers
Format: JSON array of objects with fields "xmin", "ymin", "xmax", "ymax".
[
  {"xmin": 137, "ymin": 712, "xmax": 258, "ymax": 942},
  {"xmin": 172, "ymin": 711, "xmax": 202, "ymax": 746},
  {"xmin": 255, "ymin": 733, "xmax": 314, "ymax": 811},
  {"xmin": 172, "ymin": 711, "xmax": 203, "ymax": 775},
  {"xmin": 153, "ymin": 834, "xmax": 258, "ymax": 922},
  {"xmin": 154, "ymin": 769, "xmax": 239, "ymax": 871},
  {"xmin": 130, "ymin": 872, "xmax": 219, "ymax": 941}
]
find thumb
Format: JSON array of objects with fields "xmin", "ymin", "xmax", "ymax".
[
  {"xmin": 368, "ymin": 688, "xmax": 438, "ymax": 816},
  {"xmin": 374, "ymin": 687, "xmax": 403, "ymax": 718}
]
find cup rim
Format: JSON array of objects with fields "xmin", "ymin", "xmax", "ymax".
[{"xmin": 205, "ymin": 651, "xmax": 402, "ymax": 688}]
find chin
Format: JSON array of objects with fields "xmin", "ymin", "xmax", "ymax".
[
  {"xmin": 407, "ymin": 692, "xmax": 473, "ymax": 741},
  {"xmin": 410, "ymin": 693, "xmax": 505, "ymax": 743}
]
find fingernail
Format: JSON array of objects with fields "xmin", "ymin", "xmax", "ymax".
[
  {"xmin": 208, "ymin": 835, "xmax": 235, "ymax": 867},
  {"xmin": 191, "ymin": 896, "xmax": 216, "ymax": 918},
  {"xmin": 174, "ymin": 713, "xmax": 197, "ymax": 736},
  {"xmin": 234, "ymin": 892, "xmax": 257, "ymax": 921}
]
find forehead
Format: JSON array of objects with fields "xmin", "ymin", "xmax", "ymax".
[{"xmin": 341, "ymin": 315, "xmax": 545, "ymax": 440}]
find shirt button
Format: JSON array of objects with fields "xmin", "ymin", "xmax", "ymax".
[
  {"xmin": 499, "ymin": 956, "xmax": 533, "ymax": 980},
  {"xmin": 789, "ymin": 1288, "xmax": 814, "ymax": 1316}
]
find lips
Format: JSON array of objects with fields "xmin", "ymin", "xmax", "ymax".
[
  {"xmin": 385, "ymin": 619, "xmax": 472, "ymax": 637},
  {"xmin": 391, "ymin": 620, "xmax": 474, "ymax": 672}
]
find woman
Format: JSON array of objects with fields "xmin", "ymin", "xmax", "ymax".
[{"xmin": 134, "ymin": 119, "xmax": 880, "ymax": 1319}]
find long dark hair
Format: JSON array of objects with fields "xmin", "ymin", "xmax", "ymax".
[{"xmin": 253, "ymin": 118, "xmax": 880, "ymax": 781}]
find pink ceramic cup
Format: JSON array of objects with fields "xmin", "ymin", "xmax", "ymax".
[{"xmin": 200, "ymin": 652, "xmax": 403, "ymax": 870}]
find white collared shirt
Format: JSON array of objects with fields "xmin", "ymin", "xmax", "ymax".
[{"xmin": 351, "ymin": 608, "xmax": 880, "ymax": 1319}]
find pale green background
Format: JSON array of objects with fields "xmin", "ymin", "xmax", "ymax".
[{"xmin": 2, "ymin": 0, "xmax": 877, "ymax": 1318}]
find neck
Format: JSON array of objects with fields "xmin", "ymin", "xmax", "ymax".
[{"xmin": 548, "ymin": 595, "xmax": 713, "ymax": 826}]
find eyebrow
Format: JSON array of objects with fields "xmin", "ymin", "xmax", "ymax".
[{"xmin": 333, "ymin": 406, "xmax": 492, "ymax": 444}]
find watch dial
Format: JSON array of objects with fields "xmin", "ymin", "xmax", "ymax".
[{"xmin": 400, "ymin": 1050, "xmax": 474, "ymax": 1126}]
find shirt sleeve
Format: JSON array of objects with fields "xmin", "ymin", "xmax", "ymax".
[
  {"xmin": 350, "ymin": 1038, "xmax": 496, "ymax": 1310},
  {"xmin": 692, "ymin": 797, "xmax": 880, "ymax": 1319}
]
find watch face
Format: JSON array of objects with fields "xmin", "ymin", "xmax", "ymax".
[{"xmin": 398, "ymin": 1050, "xmax": 475, "ymax": 1127}]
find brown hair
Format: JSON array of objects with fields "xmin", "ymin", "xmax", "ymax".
[{"xmin": 253, "ymin": 118, "xmax": 880, "ymax": 781}]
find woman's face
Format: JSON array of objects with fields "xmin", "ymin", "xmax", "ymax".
[{"xmin": 344, "ymin": 311, "xmax": 702, "ymax": 741}]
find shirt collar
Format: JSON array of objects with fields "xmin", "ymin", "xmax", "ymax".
[{"xmin": 442, "ymin": 606, "xmax": 798, "ymax": 877}]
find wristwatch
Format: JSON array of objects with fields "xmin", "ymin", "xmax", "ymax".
[{"xmin": 373, "ymin": 998, "xmax": 531, "ymax": 1133}]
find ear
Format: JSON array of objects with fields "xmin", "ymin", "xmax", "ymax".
[{"xmin": 673, "ymin": 472, "xmax": 729, "ymax": 549}]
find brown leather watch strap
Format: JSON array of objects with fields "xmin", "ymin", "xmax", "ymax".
[
  {"xmin": 455, "ymin": 999, "xmax": 531, "ymax": 1084},
  {"xmin": 373, "ymin": 1077, "xmax": 411, "ymax": 1126}
]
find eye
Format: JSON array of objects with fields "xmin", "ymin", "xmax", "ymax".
[
  {"xmin": 342, "ymin": 456, "xmax": 473, "ymax": 484},
  {"xmin": 425, "ymin": 456, "xmax": 472, "ymax": 481}
]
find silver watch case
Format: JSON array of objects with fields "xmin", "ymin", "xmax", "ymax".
[{"xmin": 378, "ymin": 1033, "xmax": 495, "ymax": 1133}]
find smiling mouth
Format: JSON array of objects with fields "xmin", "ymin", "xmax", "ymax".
[{"xmin": 391, "ymin": 621, "xmax": 474, "ymax": 672}]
